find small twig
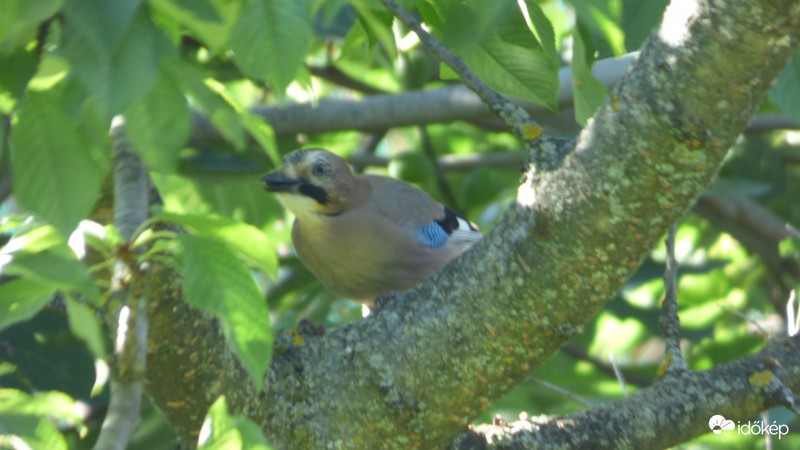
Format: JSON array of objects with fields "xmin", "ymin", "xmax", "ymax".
[
  {"xmin": 351, "ymin": 131, "xmax": 388, "ymax": 173},
  {"xmin": 379, "ymin": 0, "xmax": 542, "ymax": 147},
  {"xmin": 308, "ymin": 65, "xmax": 388, "ymax": 96},
  {"xmin": 560, "ymin": 343, "xmax": 651, "ymax": 388},
  {"xmin": 529, "ymin": 377, "xmax": 591, "ymax": 407},
  {"xmin": 787, "ymin": 290, "xmax": 799, "ymax": 337},
  {"xmin": 419, "ymin": 127, "xmax": 461, "ymax": 213},
  {"xmin": 660, "ymin": 223, "xmax": 689, "ymax": 375},
  {"xmin": 608, "ymin": 353, "xmax": 628, "ymax": 397},
  {"xmin": 93, "ymin": 121, "xmax": 150, "ymax": 450}
]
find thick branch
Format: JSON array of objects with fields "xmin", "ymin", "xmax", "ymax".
[
  {"xmin": 188, "ymin": 54, "xmax": 796, "ymax": 144},
  {"xmin": 450, "ymin": 335, "xmax": 800, "ymax": 449},
  {"xmin": 145, "ymin": 0, "xmax": 800, "ymax": 448}
]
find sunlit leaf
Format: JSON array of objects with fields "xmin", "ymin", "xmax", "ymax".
[
  {"xmin": 571, "ymin": 23, "xmax": 609, "ymax": 125},
  {"xmin": 0, "ymin": 278, "xmax": 55, "ymax": 331},
  {"xmin": 65, "ymin": 296, "xmax": 107, "ymax": 359},
  {"xmin": 179, "ymin": 234, "xmax": 272, "ymax": 388},
  {"xmin": 4, "ymin": 251, "xmax": 100, "ymax": 302},
  {"xmin": 10, "ymin": 89, "xmax": 104, "ymax": 236},
  {"xmin": 199, "ymin": 396, "xmax": 273, "ymax": 450},
  {"xmin": 124, "ymin": 72, "xmax": 191, "ymax": 173},
  {"xmin": 149, "ymin": 0, "xmax": 242, "ymax": 53},
  {"xmin": 165, "ymin": 60, "xmax": 247, "ymax": 149},
  {"xmin": 156, "ymin": 212, "xmax": 277, "ymax": 276},
  {"xmin": 228, "ymin": 0, "xmax": 312, "ymax": 93}
]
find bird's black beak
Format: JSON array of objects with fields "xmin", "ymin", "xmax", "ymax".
[{"xmin": 261, "ymin": 172, "xmax": 299, "ymax": 193}]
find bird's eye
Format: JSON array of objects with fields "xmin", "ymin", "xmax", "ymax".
[{"xmin": 311, "ymin": 163, "xmax": 327, "ymax": 177}]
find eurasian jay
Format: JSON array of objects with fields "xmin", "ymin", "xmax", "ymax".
[{"xmin": 262, "ymin": 148, "xmax": 481, "ymax": 303}]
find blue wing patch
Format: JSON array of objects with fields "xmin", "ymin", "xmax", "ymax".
[{"xmin": 415, "ymin": 222, "xmax": 449, "ymax": 248}]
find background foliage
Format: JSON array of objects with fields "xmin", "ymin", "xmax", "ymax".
[{"xmin": 1, "ymin": 0, "xmax": 799, "ymax": 448}]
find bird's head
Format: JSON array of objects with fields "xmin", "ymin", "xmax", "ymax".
[{"xmin": 262, "ymin": 148, "xmax": 362, "ymax": 218}]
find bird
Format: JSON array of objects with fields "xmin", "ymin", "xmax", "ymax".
[{"xmin": 261, "ymin": 148, "xmax": 482, "ymax": 304}]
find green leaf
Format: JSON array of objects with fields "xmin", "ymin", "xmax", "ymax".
[
  {"xmin": 0, "ymin": 414, "xmax": 67, "ymax": 450},
  {"xmin": 149, "ymin": 0, "xmax": 242, "ymax": 54},
  {"xmin": 434, "ymin": 1, "xmax": 559, "ymax": 108},
  {"xmin": 178, "ymin": 234, "xmax": 272, "ymax": 388},
  {"xmin": 0, "ymin": 389, "xmax": 83, "ymax": 423},
  {"xmin": 155, "ymin": 212, "xmax": 277, "ymax": 276},
  {"xmin": 10, "ymin": 89, "xmax": 103, "ymax": 236},
  {"xmin": 569, "ymin": 0, "xmax": 626, "ymax": 56},
  {"xmin": 0, "ymin": 278, "xmax": 55, "ymax": 331},
  {"xmin": 350, "ymin": 0, "xmax": 396, "ymax": 60},
  {"xmin": 4, "ymin": 251, "xmax": 100, "ymax": 302},
  {"xmin": 0, "ymin": 0, "xmax": 63, "ymax": 52},
  {"xmin": 772, "ymin": 47, "xmax": 800, "ymax": 122},
  {"xmin": 124, "ymin": 72, "xmax": 191, "ymax": 173},
  {"xmin": 622, "ymin": 0, "xmax": 669, "ymax": 51},
  {"xmin": 524, "ymin": 1, "xmax": 558, "ymax": 61},
  {"xmin": 239, "ymin": 111, "xmax": 280, "ymax": 167},
  {"xmin": 199, "ymin": 396, "xmax": 272, "ymax": 450},
  {"xmin": 571, "ymin": 24, "xmax": 609, "ymax": 126},
  {"xmin": 0, "ymin": 47, "xmax": 37, "ymax": 103},
  {"xmin": 61, "ymin": 1, "xmax": 168, "ymax": 118},
  {"xmin": 0, "ymin": 362, "xmax": 16, "ymax": 377},
  {"xmin": 165, "ymin": 60, "xmax": 247, "ymax": 149},
  {"xmin": 65, "ymin": 296, "xmax": 107, "ymax": 359},
  {"xmin": 228, "ymin": 0, "xmax": 312, "ymax": 93}
]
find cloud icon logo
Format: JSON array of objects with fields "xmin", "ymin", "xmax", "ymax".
[{"xmin": 708, "ymin": 415, "xmax": 735, "ymax": 435}]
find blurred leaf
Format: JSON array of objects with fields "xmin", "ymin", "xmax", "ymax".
[
  {"xmin": 10, "ymin": 88, "xmax": 104, "ymax": 237},
  {"xmin": 199, "ymin": 396, "xmax": 273, "ymax": 450},
  {"xmin": 0, "ymin": 362, "xmax": 15, "ymax": 377},
  {"xmin": 124, "ymin": 72, "xmax": 191, "ymax": 173},
  {"xmin": 166, "ymin": 60, "xmax": 247, "ymax": 149},
  {"xmin": 0, "ymin": 47, "xmax": 37, "ymax": 103},
  {"xmin": 228, "ymin": 0, "xmax": 312, "ymax": 93},
  {"xmin": 178, "ymin": 234, "xmax": 272, "ymax": 388},
  {"xmin": 4, "ymin": 251, "xmax": 100, "ymax": 302},
  {"xmin": 0, "ymin": 278, "xmax": 55, "ymax": 331},
  {"xmin": 589, "ymin": 312, "xmax": 648, "ymax": 356},
  {"xmin": 0, "ymin": 0, "xmax": 63, "ymax": 52},
  {"xmin": 156, "ymin": 212, "xmax": 277, "ymax": 276},
  {"xmin": 149, "ymin": 0, "xmax": 241, "ymax": 53},
  {"xmin": 0, "ymin": 414, "xmax": 67, "ymax": 450},
  {"xmin": 239, "ymin": 111, "xmax": 280, "ymax": 167},
  {"xmin": 571, "ymin": 23, "xmax": 609, "ymax": 126},
  {"xmin": 350, "ymin": 0, "xmax": 396, "ymax": 60},
  {"xmin": 0, "ymin": 389, "xmax": 82, "ymax": 423},
  {"xmin": 388, "ymin": 152, "xmax": 434, "ymax": 184},
  {"xmin": 313, "ymin": 1, "xmax": 356, "ymax": 39},
  {"xmin": 622, "ymin": 0, "xmax": 669, "ymax": 50},
  {"xmin": 569, "ymin": 0, "xmax": 626, "ymax": 56},
  {"xmin": 771, "ymin": 47, "xmax": 800, "ymax": 122},
  {"xmin": 65, "ymin": 296, "xmax": 107, "ymax": 359},
  {"xmin": 61, "ymin": 1, "xmax": 169, "ymax": 118}
]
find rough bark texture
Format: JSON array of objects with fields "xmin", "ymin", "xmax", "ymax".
[
  {"xmin": 449, "ymin": 335, "xmax": 800, "ymax": 449},
  {"xmin": 144, "ymin": 0, "xmax": 800, "ymax": 448}
]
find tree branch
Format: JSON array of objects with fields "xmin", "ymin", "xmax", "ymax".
[
  {"xmin": 188, "ymin": 55, "xmax": 796, "ymax": 144},
  {"xmin": 144, "ymin": 0, "xmax": 800, "ymax": 448},
  {"xmin": 93, "ymin": 122, "xmax": 150, "ymax": 450},
  {"xmin": 449, "ymin": 335, "xmax": 800, "ymax": 449},
  {"xmin": 660, "ymin": 223, "xmax": 688, "ymax": 374}
]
